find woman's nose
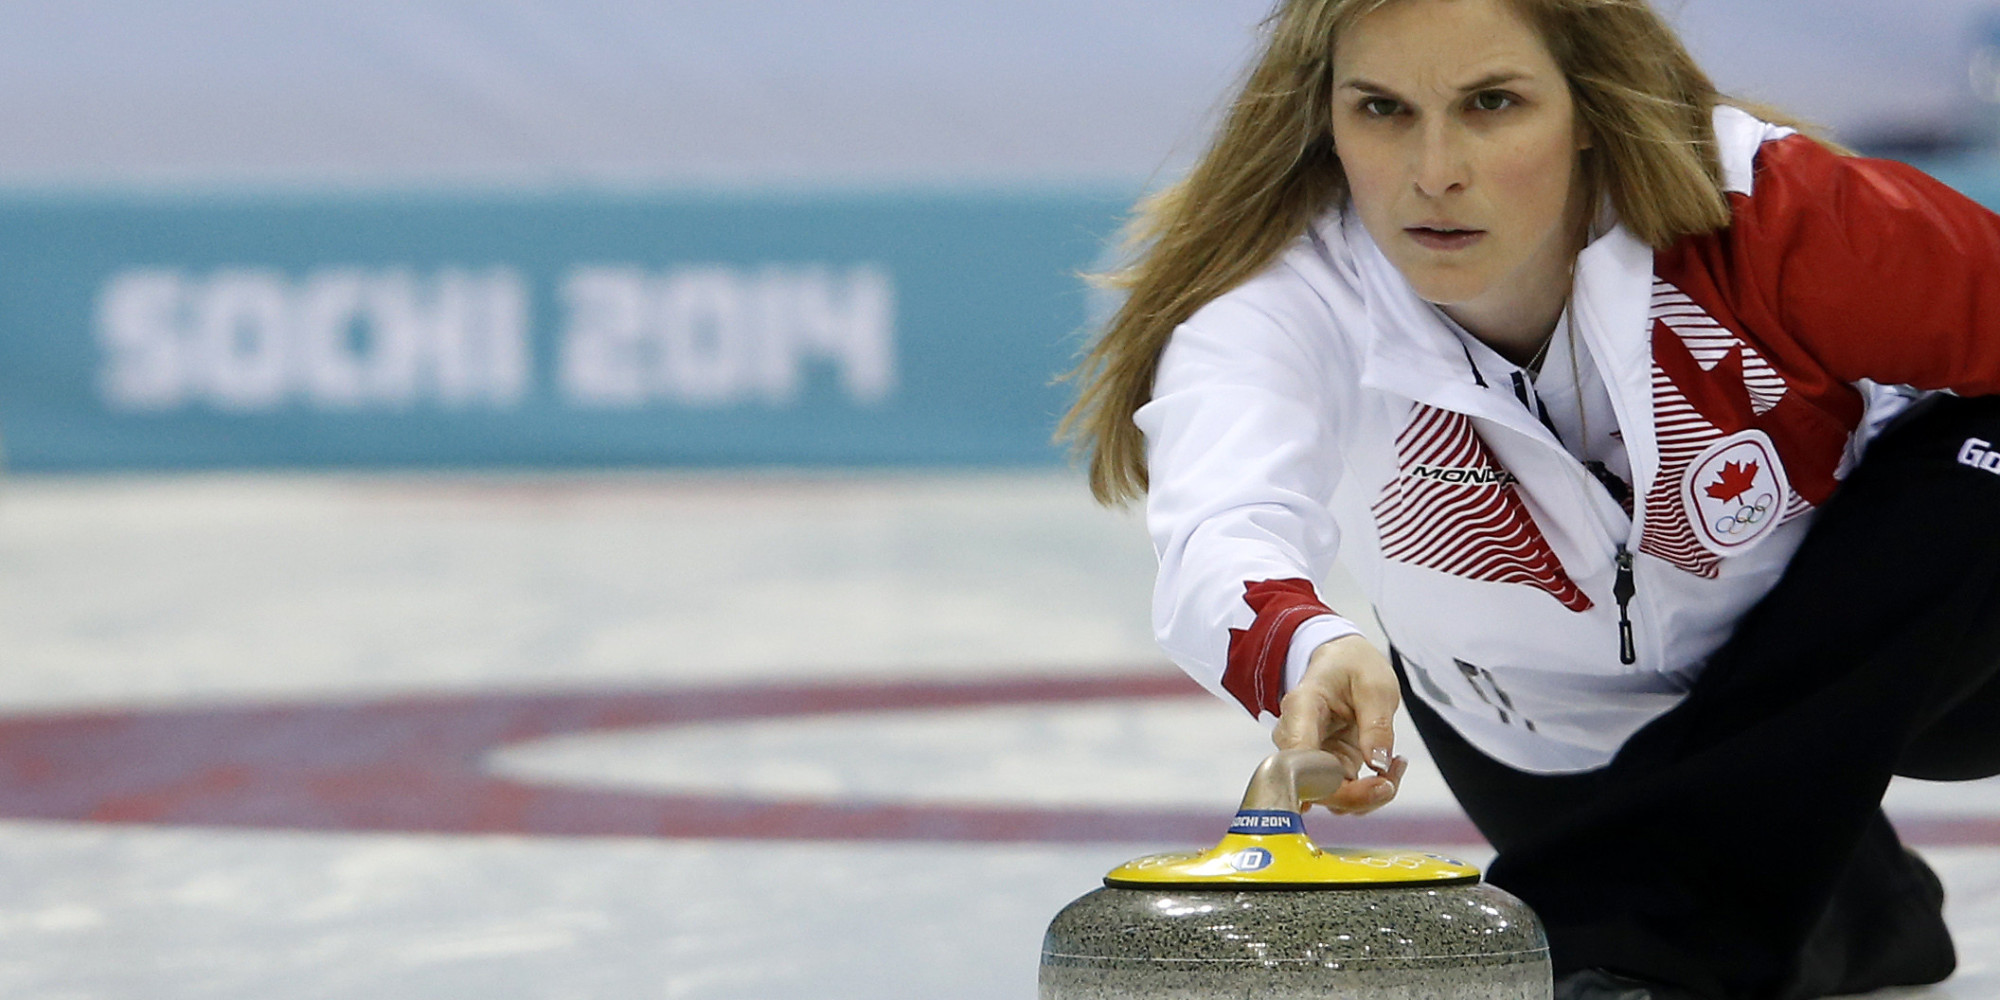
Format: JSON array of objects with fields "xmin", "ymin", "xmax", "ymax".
[{"xmin": 1412, "ymin": 125, "xmax": 1468, "ymax": 197}]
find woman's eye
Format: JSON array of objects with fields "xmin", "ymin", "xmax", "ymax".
[
  {"xmin": 1471, "ymin": 91, "xmax": 1515, "ymax": 112},
  {"xmin": 1361, "ymin": 98, "xmax": 1401, "ymax": 117}
]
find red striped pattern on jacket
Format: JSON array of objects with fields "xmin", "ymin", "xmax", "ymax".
[
  {"xmin": 1640, "ymin": 279, "xmax": 1810, "ymax": 577},
  {"xmin": 1372, "ymin": 405, "xmax": 1593, "ymax": 612},
  {"xmin": 1651, "ymin": 280, "xmax": 1789, "ymax": 415}
]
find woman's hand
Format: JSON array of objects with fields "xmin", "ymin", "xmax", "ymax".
[{"xmin": 1272, "ymin": 634, "xmax": 1407, "ymax": 815}]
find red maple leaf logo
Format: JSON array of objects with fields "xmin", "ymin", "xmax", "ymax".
[{"xmin": 1704, "ymin": 460, "xmax": 1760, "ymax": 504}]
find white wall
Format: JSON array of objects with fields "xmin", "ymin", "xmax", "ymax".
[{"xmin": 0, "ymin": 0, "xmax": 1986, "ymax": 185}]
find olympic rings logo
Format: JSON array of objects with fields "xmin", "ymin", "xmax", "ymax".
[
  {"xmin": 1335, "ymin": 854, "xmax": 1431, "ymax": 870},
  {"xmin": 1711, "ymin": 492, "xmax": 1775, "ymax": 536}
]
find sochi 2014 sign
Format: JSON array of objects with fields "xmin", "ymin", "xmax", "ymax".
[
  {"xmin": 96, "ymin": 265, "xmax": 892, "ymax": 413},
  {"xmin": 0, "ymin": 191, "xmax": 1124, "ymax": 471}
]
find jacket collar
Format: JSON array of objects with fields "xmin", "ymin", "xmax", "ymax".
[
  {"xmin": 1338, "ymin": 207, "xmax": 1660, "ymax": 496},
  {"xmin": 1569, "ymin": 221, "xmax": 1661, "ymax": 501},
  {"xmin": 1345, "ymin": 209, "xmax": 1529, "ymax": 431}
]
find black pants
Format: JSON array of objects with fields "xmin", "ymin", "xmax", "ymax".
[{"xmin": 1398, "ymin": 394, "xmax": 2000, "ymax": 1000}]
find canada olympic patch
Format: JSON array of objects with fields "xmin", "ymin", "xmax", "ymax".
[{"xmin": 1680, "ymin": 429, "xmax": 1790, "ymax": 558}]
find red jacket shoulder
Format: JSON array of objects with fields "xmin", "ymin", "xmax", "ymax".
[{"xmin": 1658, "ymin": 134, "xmax": 2000, "ymax": 398}]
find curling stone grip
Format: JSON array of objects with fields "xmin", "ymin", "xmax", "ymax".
[{"xmin": 1238, "ymin": 749, "xmax": 1352, "ymax": 812}]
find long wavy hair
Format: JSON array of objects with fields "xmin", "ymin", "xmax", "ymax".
[{"xmin": 1061, "ymin": 0, "xmax": 1805, "ymax": 505}]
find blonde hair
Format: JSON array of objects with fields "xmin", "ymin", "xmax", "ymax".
[{"xmin": 1061, "ymin": 0, "xmax": 1796, "ymax": 506}]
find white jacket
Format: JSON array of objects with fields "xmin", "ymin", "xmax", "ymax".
[{"xmin": 1139, "ymin": 107, "xmax": 2000, "ymax": 772}]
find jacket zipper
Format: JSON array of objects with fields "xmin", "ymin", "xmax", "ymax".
[
  {"xmin": 1613, "ymin": 546, "xmax": 1637, "ymax": 665},
  {"xmin": 1486, "ymin": 345, "xmax": 1643, "ymax": 668}
]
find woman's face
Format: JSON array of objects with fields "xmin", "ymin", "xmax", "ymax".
[{"xmin": 1330, "ymin": 0, "xmax": 1591, "ymax": 338}]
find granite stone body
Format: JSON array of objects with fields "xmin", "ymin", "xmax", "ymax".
[{"xmin": 1039, "ymin": 882, "xmax": 1551, "ymax": 999}]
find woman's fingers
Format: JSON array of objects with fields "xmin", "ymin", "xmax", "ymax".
[
  {"xmin": 1276, "ymin": 636, "xmax": 1401, "ymax": 758},
  {"xmin": 1314, "ymin": 754, "xmax": 1408, "ymax": 815},
  {"xmin": 1272, "ymin": 684, "xmax": 1330, "ymax": 752},
  {"xmin": 1310, "ymin": 771, "xmax": 1392, "ymax": 814},
  {"xmin": 1269, "ymin": 636, "xmax": 1409, "ymax": 815},
  {"xmin": 1273, "ymin": 698, "xmax": 1366, "ymax": 779},
  {"xmin": 1348, "ymin": 660, "xmax": 1402, "ymax": 773}
]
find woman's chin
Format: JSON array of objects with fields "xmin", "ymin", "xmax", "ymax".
[
  {"xmin": 1402, "ymin": 275, "xmax": 1492, "ymax": 310},
  {"xmin": 1380, "ymin": 251, "xmax": 1490, "ymax": 304}
]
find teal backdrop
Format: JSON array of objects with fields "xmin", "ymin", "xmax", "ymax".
[
  {"xmin": 5, "ymin": 159, "xmax": 1995, "ymax": 473},
  {"xmin": 0, "ymin": 190, "xmax": 1130, "ymax": 471}
]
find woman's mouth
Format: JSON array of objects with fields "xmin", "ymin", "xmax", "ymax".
[{"xmin": 1406, "ymin": 226, "xmax": 1485, "ymax": 252}]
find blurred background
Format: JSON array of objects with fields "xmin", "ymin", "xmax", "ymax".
[
  {"xmin": 6, "ymin": 3, "xmax": 2000, "ymax": 999},
  {"xmin": 5, "ymin": 0, "xmax": 2000, "ymax": 472}
]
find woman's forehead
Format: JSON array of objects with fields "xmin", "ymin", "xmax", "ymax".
[{"xmin": 1332, "ymin": 0, "xmax": 1561, "ymax": 78}]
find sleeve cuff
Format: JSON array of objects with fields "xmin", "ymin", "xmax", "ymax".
[{"xmin": 1282, "ymin": 615, "xmax": 1365, "ymax": 694}]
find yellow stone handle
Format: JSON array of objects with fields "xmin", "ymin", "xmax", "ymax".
[{"xmin": 1238, "ymin": 749, "xmax": 1352, "ymax": 812}]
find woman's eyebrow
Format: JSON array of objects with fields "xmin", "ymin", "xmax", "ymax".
[
  {"xmin": 1335, "ymin": 77, "xmax": 1400, "ymax": 96},
  {"xmin": 1457, "ymin": 71, "xmax": 1530, "ymax": 93},
  {"xmin": 1334, "ymin": 70, "xmax": 1532, "ymax": 95}
]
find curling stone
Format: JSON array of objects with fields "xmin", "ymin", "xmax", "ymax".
[{"xmin": 1039, "ymin": 750, "xmax": 1550, "ymax": 999}]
